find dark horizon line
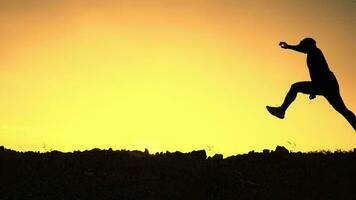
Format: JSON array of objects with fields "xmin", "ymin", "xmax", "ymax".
[{"xmin": 1, "ymin": 145, "xmax": 355, "ymax": 158}]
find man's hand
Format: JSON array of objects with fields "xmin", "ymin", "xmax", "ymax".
[
  {"xmin": 309, "ymin": 94, "xmax": 316, "ymax": 100},
  {"xmin": 279, "ymin": 42, "xmax": 289, "ymax": 49}
]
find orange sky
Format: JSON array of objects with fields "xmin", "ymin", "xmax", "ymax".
[{"xmin": 0, "ymin": 0, "xmax": 355, "ymax": 156}]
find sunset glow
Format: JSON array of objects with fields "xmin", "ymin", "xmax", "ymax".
[{"xmin": 0, "ymin": 0, "xmax": 355, "ymax": 156}]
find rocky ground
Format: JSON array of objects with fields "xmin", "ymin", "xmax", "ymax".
[{"xmin": 1, "ymin": 145, "xmax": 356, "ymax": 200}]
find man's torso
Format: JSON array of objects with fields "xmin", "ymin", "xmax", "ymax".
[{"xmin": 307, "ymin": 48, "xmax": 332, "ymax": 83}]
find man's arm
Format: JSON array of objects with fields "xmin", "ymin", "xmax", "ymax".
[{"xmin": 279, "ymin": 42, "xmax": 307, "ymax": 53}]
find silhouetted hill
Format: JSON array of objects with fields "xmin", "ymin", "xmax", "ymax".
[{"xmin": 1, "ymin": 145, "xmax": 356, "ymax": 200}]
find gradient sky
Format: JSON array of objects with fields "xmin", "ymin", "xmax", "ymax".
[{"xmin": 0, "ymin": 0, "xmax": 355, "ymax": 156}]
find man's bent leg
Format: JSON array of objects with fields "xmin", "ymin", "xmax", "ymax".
[
  {"xmin": 280, "ymin": 81, "xmax": 316, "ymax": 112},
  {"xmin": 267, "ymin": 81, "xmax": 316, "ymax": 119}
]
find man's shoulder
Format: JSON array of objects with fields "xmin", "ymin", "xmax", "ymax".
[
  {"xmin": 310, "ymin": 48, "xmax": 323, "ymax": 56},
  {"xmin": 315, "ymin": 47, "xmax": 323, "ymax": 54}
]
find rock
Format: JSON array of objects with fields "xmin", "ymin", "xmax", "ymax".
[
  {"xmin": 212, "ymin": 154, "xmax": 223, "ymax": 160},
  {"xmin": 190, "ymin": 150, "xmax": 207, "ymax": 160},
  {"xmin": 274, "ymin": 146, "xmax": 289, "ymax": 154},
  {"xmin": 263, "ymin": 149, "xmax": 270, "ymax": 154}
]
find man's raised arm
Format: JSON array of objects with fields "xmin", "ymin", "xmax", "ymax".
[{"xmin": 279, "ymin": 42, "xmax": 307, "ymax": 54}]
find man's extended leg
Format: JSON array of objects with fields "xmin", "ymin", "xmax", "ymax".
[
  {"xmin": 280, "ymin": 81, "xmax": 316, "ymax": 111},
  {"xmin": 267, "ymin": 81, "xmax": 316, "ymax": 119},
  {"xmin": 325, "ymin": 92, "xmax": 356, "ymax": 131}
]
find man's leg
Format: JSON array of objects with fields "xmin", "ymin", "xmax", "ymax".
[
  {"xmin": 280, "ymin": 81, "xmax": 316, "ymax": 112},
  {"xmin": 325, "ymin": 92, "xmax": 356, "ymax": 131},
  {"xmin": 267, "ymin": 81, "xmax": 316, "ymax": 119}
]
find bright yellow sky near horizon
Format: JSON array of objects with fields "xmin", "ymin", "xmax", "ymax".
[{"xmin": 0, "ymin": 0, "xmax": 355, "ymax": 156}]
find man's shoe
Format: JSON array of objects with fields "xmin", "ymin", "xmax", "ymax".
[{"xmin": 266, "ymin": 106, "xmax": 285, "ymax": 119}]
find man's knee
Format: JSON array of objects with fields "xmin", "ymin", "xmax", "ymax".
[{"xmin": 290, "ymin": 83, "xmax": 302, "ymax": 93}]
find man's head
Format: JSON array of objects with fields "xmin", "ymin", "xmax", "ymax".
[{"xmin": 299, "ymin": 37, "xmax": 317, "ymax": 53}]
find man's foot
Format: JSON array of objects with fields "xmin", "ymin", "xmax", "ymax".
[{"xmin": 266, "ymin": 106, "xmax": 285, "ymax": 119}]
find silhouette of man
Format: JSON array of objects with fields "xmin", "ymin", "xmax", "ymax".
[{"xmin": 267, "ymin": 38, "xmax": 356, "ymax": 131}]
